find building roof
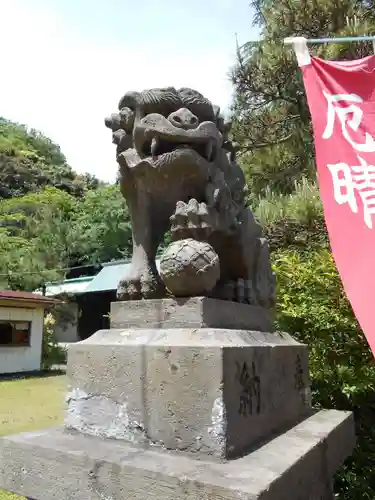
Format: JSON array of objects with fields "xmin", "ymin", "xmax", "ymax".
[
  {"xmin": 34, "ymin": 276, "xmax": 93, "ymax": 297},
  {"xmin": 0, "ymin": 290, "xmax": 60, "ymax": 306},
  {"xmin": 84, "ymin": 259, "xmax": 161, "ymax": 294},
  {"xmin": 32, "ymin": 258, "xmax": 163, "ymax": 297}
]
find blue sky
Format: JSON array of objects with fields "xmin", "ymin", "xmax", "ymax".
[{"xmin": 0, "ymin": 0, "xmax": 259, "ymax": 182}]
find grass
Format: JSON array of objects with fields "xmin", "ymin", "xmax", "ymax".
[{"xmin": 0, "ymin": 373, "xmax": 66, "ymax": 500}]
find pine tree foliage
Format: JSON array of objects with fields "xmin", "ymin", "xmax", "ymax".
[{"xmin": 231, "ymin": 0, "xmax": 375, "ymax": 197}]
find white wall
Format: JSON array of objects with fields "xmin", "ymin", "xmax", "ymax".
[
  {"xmin": 0, "ymin": 306, "xmax": 44, "ymax": 374},
  {"xmin": 54, "ymin": 302, "xmax": 79, "ymax": 343}
]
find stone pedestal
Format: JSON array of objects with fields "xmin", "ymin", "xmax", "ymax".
[
  {"xmin": 64, "ymin": 327, "xmax": 309, "ymax": 459},
  {"xmin": 110, "ymin": 297, "xmax": 273, "ymax": 331},
  {"xmin": 0, "ymin": 299, "xmax": 355, "ymax": 500}
]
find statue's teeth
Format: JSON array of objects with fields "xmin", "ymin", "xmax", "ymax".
[{"xmin": 151, "ymin": 137, "xmax": 159, "ymax": 158}]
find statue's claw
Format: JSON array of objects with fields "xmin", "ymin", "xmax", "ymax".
[{"xmin": 170, "ymin": 198, "xmax": 216, "ymax": 241}]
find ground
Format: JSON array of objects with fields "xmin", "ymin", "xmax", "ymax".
[{"xmin": 0, "ymin": 373, "xmax": 66, "ymax": 500}]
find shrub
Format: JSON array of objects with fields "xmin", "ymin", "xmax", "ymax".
[
  {"xmin": 273, "ymin": 248, "xmax": 375, "ymax": 499},
  {"xmin": 42, "ymin": 312, "xmax": 66, "ymax": 369}
]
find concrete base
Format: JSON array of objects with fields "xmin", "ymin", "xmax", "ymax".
[{"xmin": 0, "ymin": 410, "xmax": 355, "ymax": 500}]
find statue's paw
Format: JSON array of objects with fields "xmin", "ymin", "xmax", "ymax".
[
  {"xmin": 117, "ymin": 271, "xmax": 166, "ymax": 301},
  {"xmin": 211, "ymin": 279, "xmax": 258, "ymax": 305},
  {"xmin": 170, "ymin": 199, "xmax": 217, "ymax": 240},
  {"xmin": 117, "ymin": 277, "xmax": 142, "ymax": 301},
  {"xmin": 140, "ymin": 275, "xmax": 166, "ymax": 299}
]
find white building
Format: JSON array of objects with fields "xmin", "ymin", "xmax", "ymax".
[{"xmin": 0, "ymin": 290, "xmax": 58, "ymax": 375}]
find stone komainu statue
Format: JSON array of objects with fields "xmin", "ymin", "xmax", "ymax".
[{"xmin": 105, "ymin": 87, "xmax": 276, "ymax": 308}]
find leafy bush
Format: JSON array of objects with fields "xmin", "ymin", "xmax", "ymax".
[
  {"xmin": 273, "ymin": 248, "xmax": 375, "ymax": 499},
  {"xmin": 42, "ymin": 313, "xmax": 67, "ymax": 370},
  {"xmin": 253, "ymin": 178, "xmax": 329, "ymax": 252}
]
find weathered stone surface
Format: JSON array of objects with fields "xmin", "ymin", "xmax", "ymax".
[
  {"xmin": 110, "ymin": 297, "xmax": 273, "ymax": 331},
  {"xmin": 104, "ymin": 87, "xmax": 276, "ymax": 306},
  {"xmin": 159, "ymin": 238, "xmax": 220, "ymax": 297},
  {"xmin": 0, "ymin": 410, "xmax": 355, "ymax": 500},
  {"xmin": 64, "ymin": 327, "xmax": 310, "ymax": 459}
]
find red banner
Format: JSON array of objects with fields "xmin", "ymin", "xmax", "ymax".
[{"xmin": 299, "ymin": 52, "xmax": 375, "ymax": 356}]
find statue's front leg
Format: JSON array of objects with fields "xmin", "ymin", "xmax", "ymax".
[
  {"xmin": 118, "ymin": 189, "xmax": 166, "ymax": 301},
  {"xmin": 117, "ymin": 250, "xmax": 164, "ymax": 301}
]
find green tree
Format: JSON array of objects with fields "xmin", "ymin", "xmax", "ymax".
[
  {"xmin": 0, "ymin": 187, "xmax": 77, "ymax": 290},
  {"xmin": 70, "ymin": 185, "xmax": 133, "ymax": 265},
  {"xmin": 0, "ymin": 185, "xmax": 134, "ymax": 290},
  {"xmin": 0, "ymin": 118, "xmax": 128, "ymax": 290}
]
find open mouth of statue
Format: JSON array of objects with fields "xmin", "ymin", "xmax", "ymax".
[
  {"xmin": 132, "ymin": 114, "xmax": 223, "ymax": 165},
  {"xmin": 141, "ymin": 137, "xmax": 218, "ymax": 163}
]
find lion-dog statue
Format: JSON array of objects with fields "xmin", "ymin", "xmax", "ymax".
[{"xmin": 105, "ymin": 87, "xmax": 276, "ymax": 309}]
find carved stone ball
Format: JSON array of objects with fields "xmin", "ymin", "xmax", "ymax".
[{"xmin": 159, "ymin": 238, "xmax": 220, "ymax": 297}]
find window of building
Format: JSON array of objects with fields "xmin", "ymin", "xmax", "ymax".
[{"xmin": 0, "ymin": 320, "xmax": 31, "ymax": 346}]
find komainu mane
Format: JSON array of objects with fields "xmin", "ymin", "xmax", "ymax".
[{"xmin": 105, "ymin": 87, "xmax": 276, "ymax": 308}]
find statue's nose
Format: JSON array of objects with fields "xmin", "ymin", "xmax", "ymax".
[{"xmin": 168, "ymin": 108, "xmax": 199, "ymax": 129}]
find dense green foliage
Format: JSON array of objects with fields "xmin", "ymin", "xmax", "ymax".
[
  {"xmin": 232, "ymin": 1, "xmax": 375, "ymax": 498},
  {"xmin": 274, "ymin": 247, "xmax": 375, "ymax": 499},
  {"xmin": 0, "ymin": 187, "xmax": 76, "ymax": 290},
  {"xmin": 0, "ymin": 118, "xmax": 101, "ymax": 199},
  {"xmin": 0, "ymin": 120, "xmax": 133, "ymax": 290},
  {"xmin": 0, "ymin": 186, "xmax": 133, "ymax": 291}
]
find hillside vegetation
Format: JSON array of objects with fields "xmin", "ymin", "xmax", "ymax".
[
  {"xmin": 0, "ymin": 118, "xmax": 132, "ymax": 290},
  {"xmin": 0, "ymin": 118, "xmax": 100, "ymax": 199}
]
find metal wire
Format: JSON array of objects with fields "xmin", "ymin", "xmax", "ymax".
[{"xmin": 284, "ymin": 35, "xmax": 375, "ymax": 45}]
